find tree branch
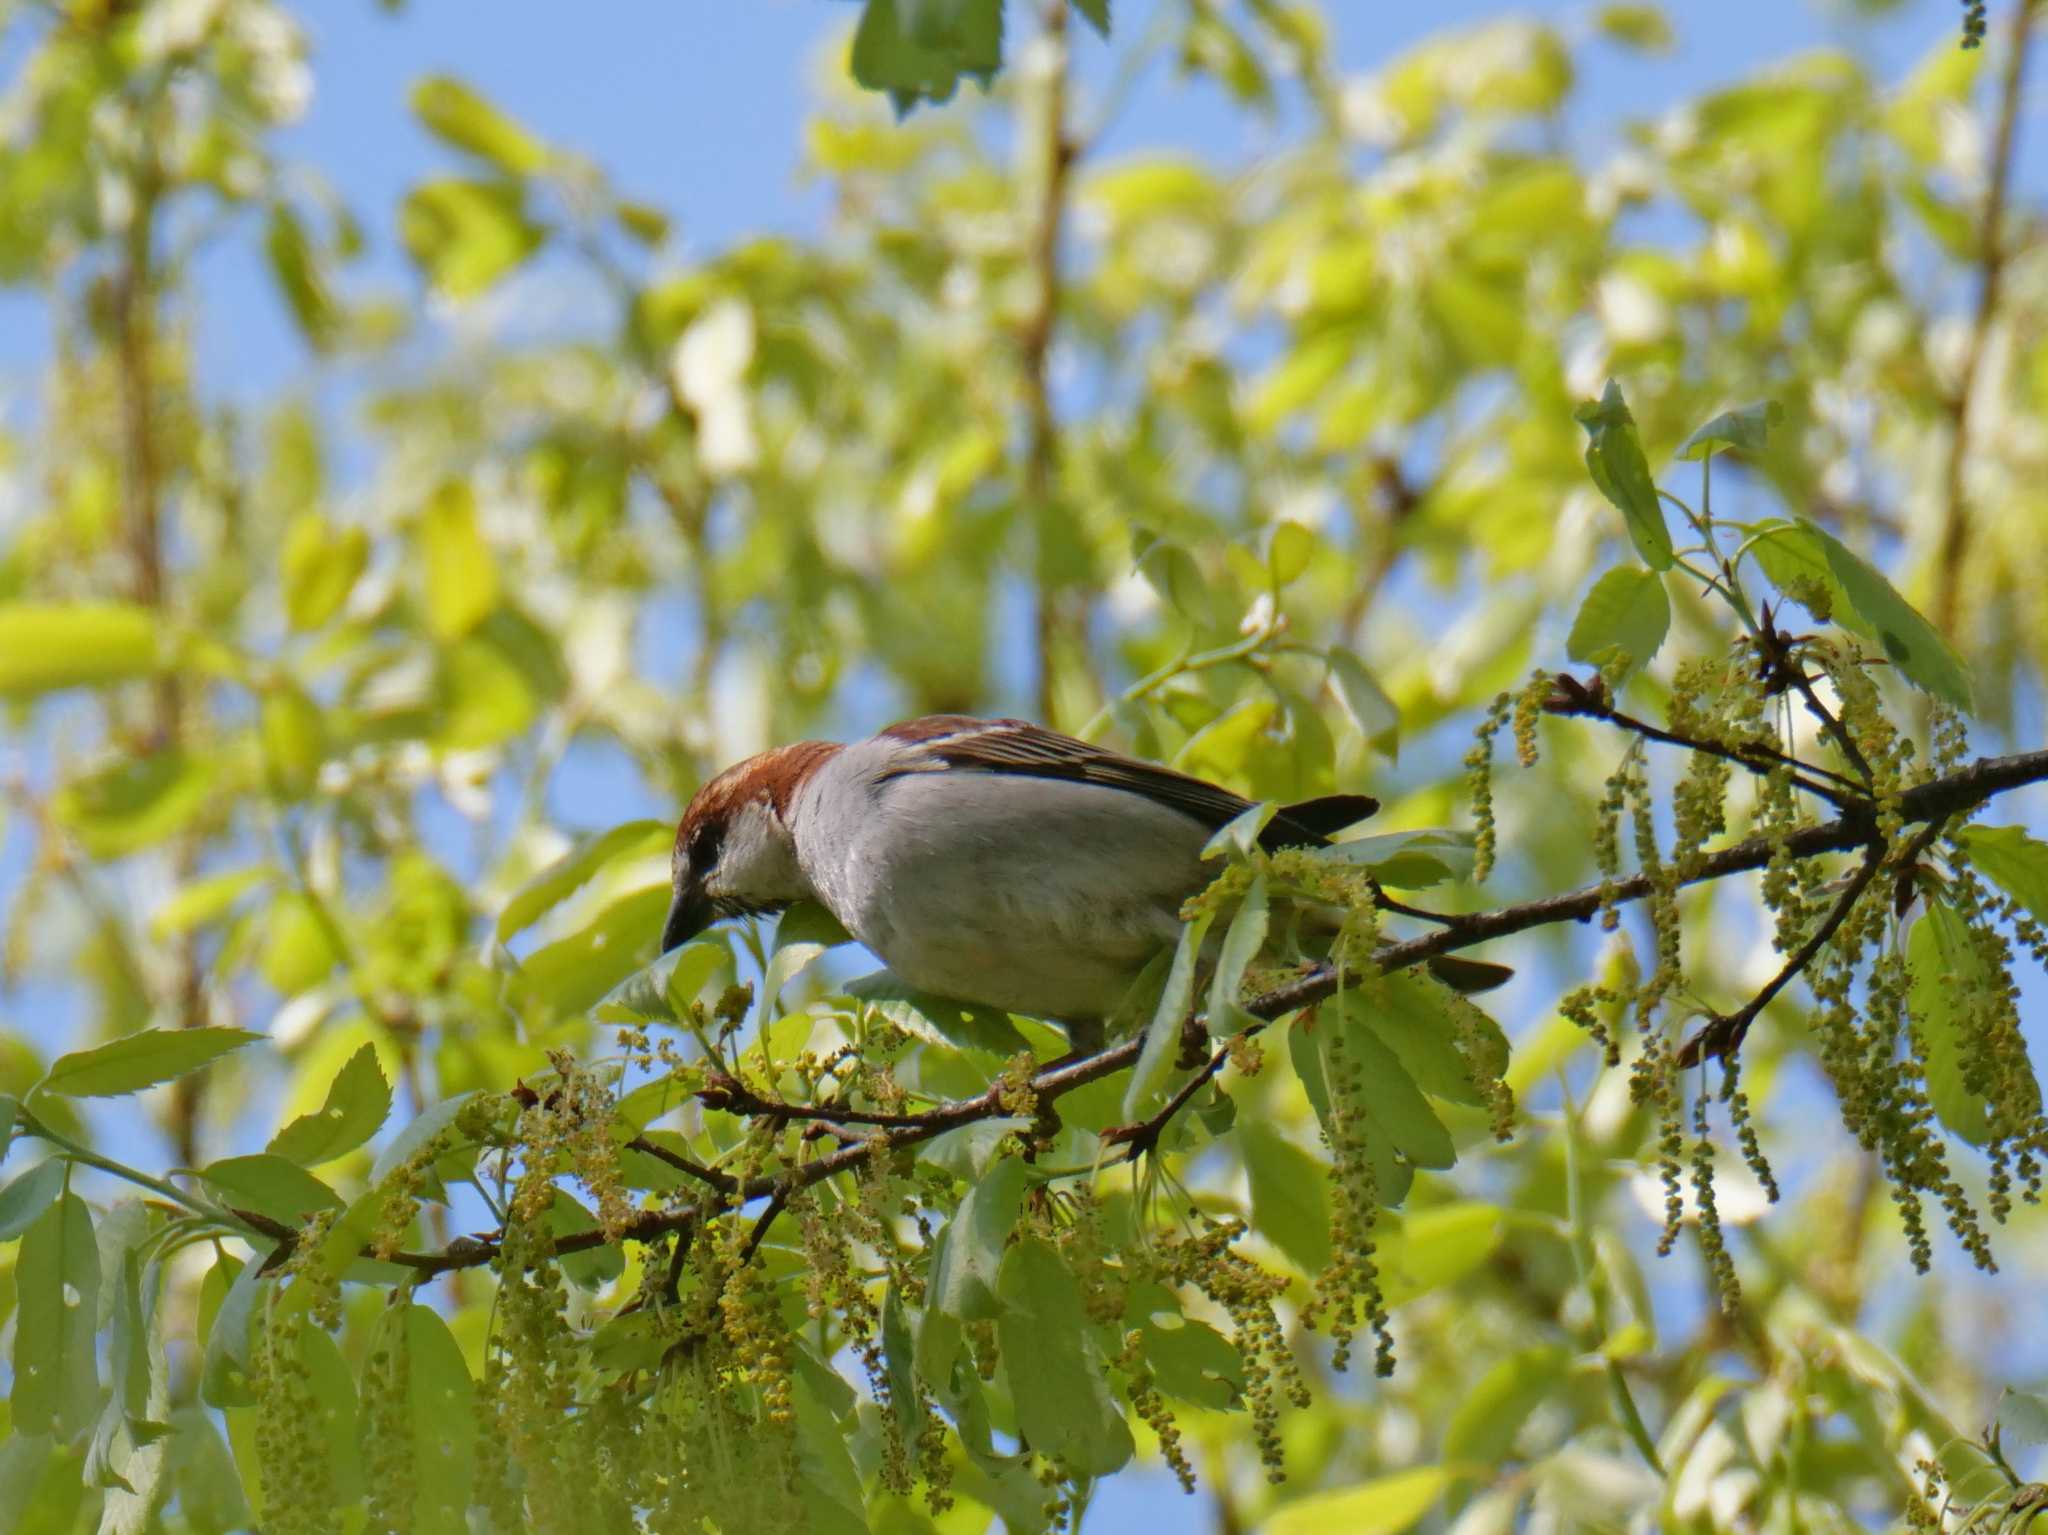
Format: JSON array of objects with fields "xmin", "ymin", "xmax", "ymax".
[
  {"xmin": 286, "ymin": 745, "xmax": 2048, "ymax": 1277},
  {"xmin": 1023, "ymin": 0, "xmax": 1077, "ymax": 723},
  {"xmin": 1935, "ymin": 0, "xmax": 2041, "ymax": 635}
]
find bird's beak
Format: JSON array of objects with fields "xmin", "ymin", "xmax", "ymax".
[{"xmin": 660, "ymin": 885, "xmax": 712, "ymax": 955}]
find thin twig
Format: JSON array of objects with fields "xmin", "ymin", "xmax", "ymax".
[
  {"xmin": 1102, "ymin": 1041, "xmax": 1233, "ymax": 1160},
  {"xmin": 1936, "ymin": 0, "xmax": 2041, "ymax": 635},
  {"xmin": 624, "ymin": 1135, "xmax": 737, "ymax": 1196},
  {"xmin": 1677, "ymin": 814, "xmax": 1952, "ymax": 1065},
  {"xmin": 737, "ymin": 1184, "xmax": 791, "ymax": 1265},
  {"xmin": 1545, "ymin": 672, "xmax": 1861, "ymax": 801},
  {"xmin": 1023, "ymin": 0, "xmax": 1076, "ymax": 723}
]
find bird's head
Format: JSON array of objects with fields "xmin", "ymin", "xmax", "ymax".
[{"xmin": 660, "ymin": 740, "xmax": 838, "ymax": 954}]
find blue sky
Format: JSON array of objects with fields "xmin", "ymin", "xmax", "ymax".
[{"xmin": 0, "ymin": 0, "xmax": 1970, "ymax": 402}]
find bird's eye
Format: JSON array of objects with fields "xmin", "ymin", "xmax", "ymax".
[{"xmin": 688, "ymin": 823, "xmax": 723, "ymax": 869}]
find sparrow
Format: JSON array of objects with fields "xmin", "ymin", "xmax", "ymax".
[{"xmin": 659, "ymin": 713, "xmax": 1507, "ymax": 1034}]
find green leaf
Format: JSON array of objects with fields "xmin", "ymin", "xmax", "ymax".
[
  {"xmin": 1295, "ymin": 1018, "xmax": 1415, "ymax": 1206},
  {"xmin": 1264, "ymin": 520, "xmax": 1318, "ymax": 586},
  {"xmin": 1956, "ymin": 825, "xmax": 2048, "ymax": 928},
  {"xmin": 1574, "ymin": 379, "xmax": 1673, "ymax": 570},
  {"xmin": 1263, "ymin": 1465, "xmax": 1450, "ymax": 1534},
  {"xmin": 1238, "ymin": 1119, "xmax": 1331, "ymax": 1274},
  {"xmin": 881, "ymin": 1284, "xmax": 922, "ymax": 1441},
  {"xmin": 41, "ymin": 1028, "xmax": 262, "ymax": 1099},
  {"xmin": 150, "ymin": 868, "xmax": 270, "ymax": 940},
  {"xmin": 1566, "ymin": 566, "xmax": 1670, "ymax": 682},
  {"xmin": 259, "ymin": 682, "xmax": 327, "ymax": 800},
  {"xmin": 1444, "ymin": 1345, "xmax": 1572, "ymax": 1468},
  {"xmin": 281, "ymin": 515, "xmax": 368, "ymax": 631},
  {"xmin": 258, "ymin": 893, "xmax": 342, "ymax": 995},
  {"xmin": 367, "ymin": 1090, "xmax": 475, "ymax": 1188},
  {"xmin": 614, "ymin": 199, "xmax": 671, "ymax": 247},
  {"xmin": 1676, "ymin": 400, "xmax": 1783, "ymax": 460},
  {"xmin": 1342, "ymin": 1024, "xmax": 1456, "ymax": 1169},
  {"xmin": 929, "ymin": 1155, "xmax": 1034, "ymax": 1321},
  {"xmin": 198, "ymin": 1156, "xmax": 344, "ymax": 1226},
  {"xmin": 51, "ymin": 752, "xmax": 214, "ymax": 859},
  {"xmin": 495, "ymin": 819, "xmax": 669, "ymax": 945},
  {"xmin": 1328, "ymin": 646, "xmax": 1401, "ymax": 760},
  {"xmin": 0, "ymin": 1157, "xmax": 66, "ymax": 1241},
  {"xmin": 587, "ymin": 1311, "xmax": 668, "ymax": 1375},
  {"xmin": 764, "ymin": 939, "xmax": 830, "ymax": 1007},
  {"xmin": 168, "ymin": 1416, "xmax": 250, "ymax": 1530},
  {"xmin": 419, "ymin": 480, "xmax": 499, "ymax": 641},
  {"xmin": 296, "ymin": 1320, "xmax": 360, "ymax": 1504},
  {"xmin": 12, "ymin": 1192, "xmax": 100, "ymax": 1439},
  {"xmin": 851, "ymin": 0, "xmax": 1005, "ymax": 114},
  {"xmin": 399, "ymin": 177, "xmax": 544, "ymax": 298},
  {"xmin": 548, "ymin": 1192, "xmax": 624, "ymax": 1290},
  {"xmin": 1747, "ymin": 519, "xmax": 1848, "ymax": 623},
  {"xmin": 266, "ymin": 1044, "xmax": 392, "ymax": 1167},
  {"xmin": 511, "ymin": 885, "xmax": 669, "ymax": 1017},
  {"xmin": 917, "ymin": 1118, "xmax": 1035, "ymax": 1182},
  {"xmin": 1595, "ymin": 3, "xmax": 1674, "ymax": 51},
  {"xmin": 1312, "ymin": 828, "xmax": 1477, "ymax": 887},
  {"xmin": 1073, "ymin": 0, "xmax": 1110, "ymax": 35},
  {"xmin": 1908, "ymin": 900, "xmax": 1997, "ymax": 1144},
  {"xmin": 1249, "ymin": 330, "xmax": 1351, "ymax": 432},
  {"xmin": 0, "ymin": 603, "xmax": 159, "ymax": 695},
  {"xmin": 199, "ymin": 1256, "xmax": 262, "ymax": 1409},
  {"xmin": 1805, "ymin": 519, "xmax": 1972, "ymax": 709},
  {"xmin": 1379, "ymin": 1203, "xmax": 1504, "ymax": 1308},
  {"xmin": 167, "ymin": 1405, "xmax": 250, "ymax": 1532},
  {"xmin": 1202, "ymin": 801, "xmax": 1277, "ymax": 860},
  {"xmin": 792, "ymin": 1370, "xmax": 869, "ymax": 1535},
  {"xmin": 663, "ymin": 937, "xmax": 735, "ymax": 1017},
  {"xmin": 776, "ymin": 900, "xmax": 855, "ymax": 950},
  {"xmin": 995, "ymin": 1237, "xmax": 1134, "ymax": 1479},
  {"xmin": 1123, "ymin": 910, "xmax": 1214, "ymax": 1119},
  {"xmin": 86, "ymin": 1239, "xmax": 161, "ymax": 1497},
  {"xmin": 411, "ymin": 75, "xmax": 549, "ymax": 174},
  {"xmin": 1206, "ymin": 875, "xmax": 1269, "ymax": 1036},
  {"xmin": 265, "ymin": 205, "xmax": 337, "ymax": 350},
  {"xmin": 847, "ymin": 971, "xmax": 1032, "ymax": 1056},
  {"xmin": 397, "ymin": 1304, "xmax": 477, "ymax": 1534},
  {"xmin": 1354, "ymin": 978, "xmax": 1505, "ymax": 1108},
  {"xmin": 1129, "ymin": 1293, "xmax": 1240, "ymax": 1409},
  {"xmin": 1750, "ymin": 519, "xmax": 1972, "ymax": 709},
  {"xmin": 1996, "ymin": 1388, "xmax": 2048, "ymax": 1449}
]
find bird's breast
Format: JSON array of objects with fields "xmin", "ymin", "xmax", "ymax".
[{"xmin": 794, "ymin": 755, "xmax": 1212, "ymax": 1020}]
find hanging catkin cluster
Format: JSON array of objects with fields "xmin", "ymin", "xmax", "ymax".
[{"xmin": 1483, "ymin": 639, "xmax": 2048, "ymax": 1310}]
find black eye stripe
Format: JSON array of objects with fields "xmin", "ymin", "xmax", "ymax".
[{"xmin": 687, "ymin": 821, "xmax": 725, "ymax": 866}]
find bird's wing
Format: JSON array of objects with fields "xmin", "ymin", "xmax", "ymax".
[{"xmin": 877, "ymin": 715, "xmax": 1375, "ymax": 849}]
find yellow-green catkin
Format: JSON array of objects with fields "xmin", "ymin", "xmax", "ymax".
[
  {"xmin": 1146, "ymin": 1221, "xmax": 1305, "ymax": 1483},
  {"xmin": 248, "ymin": 1289, "xmax": 341, "ymax": 1535},
  {"xmin": 1465, "ymin": 691, "xmax": 1513, "ymax": 882},
  {"xmin": 359, "ymin": 1302, "xmax": 415, "ymax": 1535},
  {"xmin": 1592, "ymin": 743, "xmax": 1638, "ymax": 932},
  {"xmin": 1118, "ymin": 1335, "xmax": 1196, "ymax": 1493},
  {"xmin": 1720, "ymin": 1058, "xmax": 1779, "ymax": 1205},
  {"xmin": 1512, "ymin": 669, "xmax": 1551, "ymax": 767},
  {"xmin": 1689, "ymin": 1083, "xmax": 1739, "ymax": 1311},
  {"xmin": 1300, "ymin": 1027, "xmax": 1393, "ymax": 1377}
]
